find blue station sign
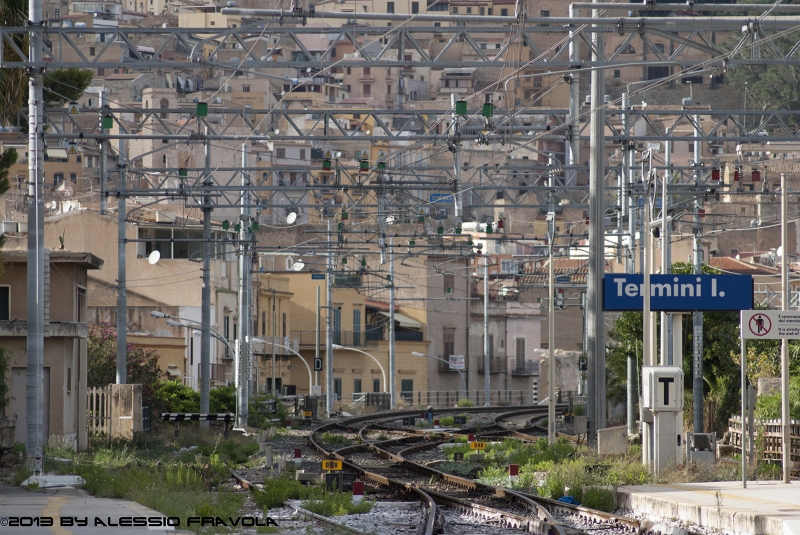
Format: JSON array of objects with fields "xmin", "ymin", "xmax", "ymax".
[
  {"xmin": 430, "ymin": 193, "xmax": 454, "ymax": 203},
  {"xmin": 603, "ymin": 274, "xmax": 753, "ymax": 312}
]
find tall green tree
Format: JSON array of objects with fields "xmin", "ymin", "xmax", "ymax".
[
  {"xmin": 88, "ymin": 323, "xmax": 165, "ymax": 413},
  {"xmin": 0, "ymin": 0, "xmax": 93, "ymax": 127}
]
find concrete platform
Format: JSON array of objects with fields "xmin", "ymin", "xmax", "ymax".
[
  {"xmin": 617, "ymin": 480, "xmax": 800, "ymax": 535},
  {"xmin": 0, "ymin": 482, "xmax": 192, "ymax": 534}
]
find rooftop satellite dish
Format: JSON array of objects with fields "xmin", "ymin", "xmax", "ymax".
[
  {"xmin": 286, "ymin": 211, "xmax": 297, "ymax": 224},
  {"xmin": 291, "ymin": 259, "xmax": 305, "ymax": 271},
  {"xmin": 147, "ymin": 250, "xmax": 161, "ymax": 265},
  {"xmin": 386, "ymin": 215, "xmax": 395, "ymax": 225}
]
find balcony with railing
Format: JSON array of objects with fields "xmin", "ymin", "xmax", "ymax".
[
  {"xmin": 291, "ymin": 330, "xmax": 378, "ymax": 348},
  {"xmin": 438, "ymin": 357, "xmax": 468, "ymax": 372},
  {"xmin": 478, "ymin": 356, "xmax": 507, "ymax": 374},
  {"xmin": 511, "ymin": 360, "xmax": 538, "ymax": 376}
]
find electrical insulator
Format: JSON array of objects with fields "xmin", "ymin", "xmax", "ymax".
[
  {"xmin": 752, "ymin": 169, "xmax": 761, "ymax": 181},
  {"xmin": 711, "ymin": 167, "xmax": 720, "ymax": 181}
]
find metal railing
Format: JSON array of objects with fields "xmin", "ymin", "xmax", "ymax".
[
  {"xmin": 511, "ymin": 360, "xmax": 538, "ymax": 376},
  {"xmin": 397, "ymin": 389, "xmax": 539, "ymax": 408},
  {"xmin": 291, "ymin": 330, "xmax": 378, "ymax": 348},
  {"xmin": 477, "ymin": 356, "xmax": 507, "ymax": 374}
]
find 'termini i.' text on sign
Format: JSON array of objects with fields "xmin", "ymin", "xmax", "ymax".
[{"xmin": 603, "ymin": 274, "xmax": 753, "ymax": 311}]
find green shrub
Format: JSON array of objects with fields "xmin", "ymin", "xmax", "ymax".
[
  {"xmin": 301, "ymin": 492, "xmax": 374, "ymax": 516},
  {"xmin": 322, "ymin": 431, "xmax": 352, "ymax": 446},
  {"xmin": 457, "ymin": 399, "xmax": 475, "ymax": 407},
  {"xmin": 209, "ymin": 386, "xmax": 236, "ymax": 413},
  {"xmin": 155, "ymin": 380, "xmax": 200, "ymax": 413},
  {"xmin": 252, "ymin": 475, "xmax": 318, "ymax": 510},
  {"xmin": 581, "ymin": 486, "xmax": 615, "ymax": 512},
  {"xmin": 248, "ymin": 394, "xmax": 289, "ymax": 429},
  {"xmin": 13, "ymin": 466, "xmax": 33, "ymax": 487},
  {"xmin": 573, "ymin": 405, "xmax": 584, "ymax": 416}
]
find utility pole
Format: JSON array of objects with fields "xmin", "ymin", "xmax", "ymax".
[
  {"xmin": 26, "ymin": 0, "xmax": 45, "ymax": 473},
  {"xmin": 622, "ymin": 92, "xmax": 636, "ymax": 438},
  {"xmin": 389, "ymin": 237, "xmax": 396, "ymax": 408},
  {"xmin": 451, "ymin": 93, "xmax": 462, "ymax": 218},
  {"xmin": 586, "ymin": 0, "xmax": 606, "ymax": 443},
  {"xmin": 326, "ymin": 219, "xmax": 334, "ymax": 416},
  {"xmin": 642, "ymin": 152, "xmax": 654, "ymax": 468},
  {"xmin": 271, "ymin": 288, "xmax": 276, "ymax": 394},
  {"xmin": 781, "ymin": 173, "xmax": 790, "ymax": 484},
  {"xmin": 200, "ymin": 127, "xmax": 212, "ymax": 421},
  {"xmin": 663, "ymin": 141, "xmax": 673, "ymax": 366},
  {"xmin": 237, "ymin": 144, "xmax": 251, "ymax": 427},
  {"xmin": 315, "ymin": 286, "xmax": 320, "ymax": 389},
  {"xmin": 483, "ymin": 249, "xmax": 490, "ymax": 406},
  {"xmin": 116, "ymin": 138, "xmax": 127, "ymax": 384},
  {"xmin": 692, "ymin": 114, "xmax": 704, "ymax": 434},
  {"xmin": 548, "ymin": 154, "xmax": 556, "ymax": 444},
  {"xmin": 99, "ymin": 90, "xmax": 108, "ymax": 216},
  {"xmin": 567, "ymin": 6, "xmax": 580, "ymax": 188}
]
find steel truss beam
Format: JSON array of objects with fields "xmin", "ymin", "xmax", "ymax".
[{"xmin": 4, "ymin": 14, "xmax": 800, "ymax": 69}]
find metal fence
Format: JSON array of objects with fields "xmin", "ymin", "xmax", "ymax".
[
  {"xmin": 87, "ymin": 385, "xmax": 111, "ymax": 435},
  {"xmin": 398, "ymin": 389, "xmax": 539, "ymax": 408},
  {"xmin": 729, "ymin": 416, "xmax": 800, "ymax": 474},
  {"xmin": 477, "ymin": 357, "xmax": 507, "ymax": 374}
]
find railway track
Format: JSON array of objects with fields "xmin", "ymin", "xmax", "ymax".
[{"xmin": 235, "ymin": 406, "xmax": 705, "ymax": 535}]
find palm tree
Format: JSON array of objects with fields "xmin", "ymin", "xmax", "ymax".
[{"xmin": 0, "ymin": 0, "xmax": 28, "ymax": 128}]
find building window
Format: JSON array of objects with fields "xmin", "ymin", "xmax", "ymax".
[
  {"xmin": 282, "ymin": 312, "xmax": 287, "ymax": 338},
  {"xmin": 242, "ymin": 84, "xmax": 250, "ymax": 92},
  {"xmin": 333, "ymin": 307, "xmax": 341, "ymax": 345},
  {"xmin": 411, "ymin": 1, "xmax": 418, "ymax": 13},
  {"xmin": 540, "ymin": 9, "xmax": 549, "ymax": 25},
  {"xmin": 54, "ymin": 173, "xmax": 64, "ymax": 185},
  {"xmin": 89, "ymin": 47, "xmax": 95, "ymax": 56},
  {"xmin": 210, "ymin": 21, "xmax": 215, "ymax": 25},
  {"xmin": 466, "ymin": 6, "xmax": 471, "ymax": 13},
  {"xmin": 362, "ymin": 84, "xmax": 371, "ymax": 95},
  {"xmin": 434, "ymin": 21, "xmax": 440, "ymax": 27},
  {"xmin": 262, "ymin": 311, "xmax": 266, "ymax": 337},
  {"xmin": 443, "ymin": 327, "xmax": 455, "ymax": 359},
  {"xmin": 516, "ymin": 337, "xmax": 525, "ymax": 368},
  {"xmin": 0, "ymin": 287, "xmax": 9, "ymax": 321},
  {"xmin": 401, "ymin": 379, "xmax": 413, "ymax": 400},
  {"xmin": 76, "ymin": 286, "xmax": 86, "ymax": 322},
  {"xmin": 487, "ymin": 8, "xmax": 492, "ymax": 15},
  {"xmin": 334, "ymin": 378, "xmax": 342, "ymax": 400},
  {"xmin": 70, "ymin": 173, "xmax": 77, "ymax": 182},
  {"xmin": 386, "ymin": 1, "xmax": 394, "ymax": 13},
  {"xmin": 614, "ymin": 69, "xmax": 621, "ymax": 79},
  {"xmin": 452, "ymin": 6, "xmax": 457, "ymax": 13},
  {"xmin": 373, "ymin": 378, "xmax": 380, "ymax": 392},
  {"xmin": 479, "ymin": 6, "xmax": 484, "ymax": 15},
  {"xmin": 354, "ymin": 378, "xmax": 362, "ymax": 394},
  {"xmin": 331, "ymin": 47, "xmax": 337, "ymax": 57},
  {"xmin": 346, "ymin": 66, "xmax": 351, "ymax": 75},
  {"xmin": 224, "ymin": 316, "xmax": 230, "ymax": 357},
  {"xmin": 300, "ymin": 148, "xmax": 306, "ymax": 160},
  {"xmin": 501, "ymin": 8, "xmax": 508, "ymax": 15},
  {"xmin": 443, "ymin": 273, "xmax": 454, "ymax": 293},
  {"xmin": 353, "ymin": 309, "xmax": 361, "ymax": 346},
  {"xmin": 67, "ymin": 367, "xmax": 72, "ymax": 394},
  {"xmin": 276, "ymin": 147, "xmax": 286, "ymax": 159}
]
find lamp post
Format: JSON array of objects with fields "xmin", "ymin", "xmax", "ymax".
[
  {"xmin": 332, "ymin": 344, "xmax": 386, "ymax": 396},
  {"xmin": 411, "ymin": 351, "xmax": 466, "ymax": 402},
  {"xmin": 252, "ymin": 338, "xmax": 314, "ymax": 397}
]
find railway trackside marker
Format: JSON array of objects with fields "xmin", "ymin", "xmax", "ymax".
[
  {"xmin": 322, "ymin": 460, "xmax": 343, "ymax": 471},
  {"xmin": 469, "ymin": 441, "xmax": 486, "ymax": 450}
]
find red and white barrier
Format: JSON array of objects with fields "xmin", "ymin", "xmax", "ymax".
[
  {"xmin": 509, "ymin": 464, "xmax": 519, "ymax": 481},
  {"xmin": 352, "ymin": 481, "xmax": 365, "ymax": 504},
  {"xmin": 294, "ymin": 448, "xmax": 302, "ymax": 467}
]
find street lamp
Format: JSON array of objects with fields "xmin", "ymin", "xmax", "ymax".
[
  {"xmin": 332, "ymin": 344, "xmax": 386, "ymax": 396},
  {"xmin": 411, "ymin": 351, "xmax": 466, "ymax": 402},
  {"xmin": 252, "ymin": 338, "xmax": 314, "ymax": 397}
]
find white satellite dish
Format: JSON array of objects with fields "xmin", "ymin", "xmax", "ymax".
[
  {"xmin": 386, "ymin": 215, "xmax": 395, "ymax": 225},
  {"xmin": 777, "ymin": 246, "xmax": 783, "ymax": 258},
  {"xmin": 147, "ymin": 250, "xmax": 161, "ymax": 265},
  {"xmin": 286, "ymin": 211, "xmax": 297, "ymax": 224},
  {"xmin": 291, "ymin": 259, "xmax": 305, "ymax": 271}
]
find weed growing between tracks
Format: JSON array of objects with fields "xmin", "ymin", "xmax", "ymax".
[
  {"xmin": 21, "ymin": 423, "xmax": 265, "ymax": 533},
  {"xmin": 301, "ymin": 492, "xmax": 375, "ymax": 516}
]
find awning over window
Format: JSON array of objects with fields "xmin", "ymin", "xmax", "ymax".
[{"xmin": 378, "ymin": 311, "xmax": 421, "ymax": 329}]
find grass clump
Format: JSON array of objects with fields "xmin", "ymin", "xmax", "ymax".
[
  {"xmin": 457, "ymin": 399, "xmax": 475, "ymax": 407},
  {"xmin": 74, "ymin": 461, "xmax": 242, "ymax": 531},
  {"xmin": 322, "ymin": 431, "xmax": 353, "ymax": 446},
  {"xmin": 12, "ymin": 465, "xmax": 33, "ymax": 487},
  {"xmin": 301, "ymin": 492, "xmax": 374, "ymax": 516},
  {"xmin": 581, "ymin": 487, "xmax": 616, "ymax": 512},
  {"xmin": 252, "ymin": 475, "xmax": 319, "ymax": 510}
]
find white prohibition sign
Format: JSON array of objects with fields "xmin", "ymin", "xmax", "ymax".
[{"xmin": 748, "ymin": 314, "xmax": 772, "ymax": 337}]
